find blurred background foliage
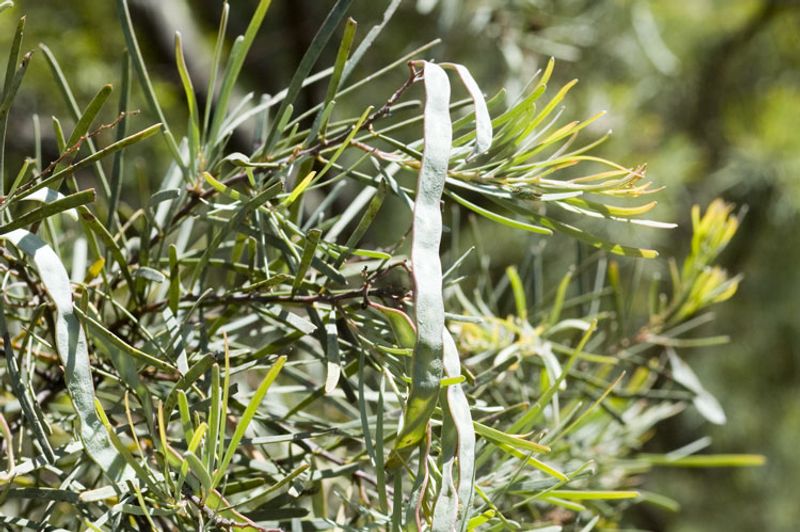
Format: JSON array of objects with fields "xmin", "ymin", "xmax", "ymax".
[{"xmin": 0, "ymin": 0, "xmax": 797, "ymax": 530}]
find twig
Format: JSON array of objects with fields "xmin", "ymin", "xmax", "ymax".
[
  {"xmin": 109, "ymin": 286, "xmax": 411, "ymax": 333},
  {"xmin": 25, "ymin": 110, "xmax": 140, "ymax": 187},
  {"xmin": 185, "ymin": 492, "xmax": 280, "ymax": 532},
  {"xmin": 291, "ymin": 64, "xmax": 422, "ymax": 162}
]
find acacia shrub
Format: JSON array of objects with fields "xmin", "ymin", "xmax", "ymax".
[{"xmin": 0, "ymin": 1, "xmax": 760, "ymax": 530}]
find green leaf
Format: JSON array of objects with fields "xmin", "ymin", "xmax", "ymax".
[
  {"xmin": 292, "ymin": 228, "xmax": 321, "ymax": 294},
  {"xmin": 282, "ymin": 170, "xmax": 316, "ymax": 207},
  {"xmin": 37, "ymin": 44, "xmax": 111, "ymax": 196},
  {"xmin": 94, "ymin": 399, "xmax": 162, "ymax": 492},
  {"xmin": 77, "ymin": 205, "xmax": 137, "ymax": 297},
  {"xmin": 506, "ymin": 266, "xmax": 527, "ymax": 322},
  {"xmin": 335, "ymin": 180, "xmax": 387, "ymax": 267},
  {"xmin": 27, "ymin": 123, "xmax": 161, "ymax": 196},
  {"xmin": 91, "ymin": 322, "xmax": 154, "ymax": 436},
  {"xmin": 466, "ymin": 509, "xmax": 496, "ymax": 530},
  {"xmin": 546, "ymin": 490, "xmax": 640, "ymax": 501},
  {"xmin": 548, "ymin": 268, "xmax": 573, "ymax": 327},
  {"xmin": 473, "ymin": 422, "xmax": 550, "ymax": 454},
  {"xmin": 205, "ymin": 364, "xmax": 221, "ymax": 472},
  {"xmin": 312, "ymin": 16, "xmax": 357, "ymax": 138},
  {"xmin": 234, "ymin": 463, "xmax": 310, "ymax": 511},
  {"xmin": 448, "ymin": 192, "xmax": 552, "ymax": 235},
  {"xmin": 185, "ymin": 451, "xmax": 212, "ymax": 492},
  {"xmin": 64, "ymin": 84, "xmax": 113, "ymax": 151},
  {"xmin": 563, "ymin": 197, "xmax": 658, "ymax": 217},
  {"xmin": 202, "ymin": 1, "xmax": 229, "ymax": 139},
  {"xmin": 134, "ymin": 266, "xmax": 166, "ymax": 284},
  {"xmin": 190, "ymin": 181, "xmax": 282, "ymax": 288},
  {"xmin": 108, "ymin": 50, "xmax": 131, "ymax": 228},
  {"xmin": 168, "ymin": 244, "xmax": 181, "ymax": 313},
  {"xmin": 174, "ymin": 32, "xmax": 200, "ymax": 168},
  {"xmin": 17, "ymin": 187, "xmax": 80, "ymax": 220},
  {"xmin": 527, "ymin": 212, "xmax": 659, "ymax": 258},
  {"xmin": 221, "ymin": 152, "xmax": 281, "ymax": 169},
  {"xmin": 213, "ymin": 355, "xmax": 286, "ymax": 487},
  {"xmin": 208, "ymin": 0, "xmax": 273, "ymax": 144},
  {"xmin": 0, "ymin": 189, "xmax": 94, "ymax": 235},
  {"xmin": 260, "ymin": 0, "xmax": 353, "ymax": 155},
  {"xmin": 509, "ymin": 322, "xmax": 597, "ymax": 434},
  {"xmin": 555, "ymin": 199, "xmax": 676, "ymax": 229},
  {"xmin": 0, "ymin": 300, "xmax": 55, "ymax": 463},
  {"xmin": 163, "ymin": 354, "xmax": 216, "ymax": 418},
  {"xmin": 51, "ymin": 115, "xmax": 65, "ymax": 152},
  {"xmin": 341, "ymin": 0, "xmax": 402, "ymax": 82},
  {"xmin": 0, "ymin": 14, "xmax": 24, "ymax": 191},
  {"xmin": 115, "ymin": 0, "xmax": 184, "ymax": 171},
  {"xmin": 372, "ymin": 302, "xmax": 416, "ymax": 349},
  {"xmin": 495, "ymin": 442, "xmax": 568, "ymax": 481},
  {"xmin": 315, "ymin": 105, "xmax": 372, "ymax": 181},
  {"xmin": 637, "ymin": 453, "xmax": 766, "ymax": 468},
  {"xmin": 203, "ymin": 171, "xmax": 243, "ymax": 200},
  {"xmin": 75, "ymin": 307, "xmax": 174, "ymax": 372},
  {"xmin": 0, "ymin": 50, "xmax": 30, "ymax": 125}
]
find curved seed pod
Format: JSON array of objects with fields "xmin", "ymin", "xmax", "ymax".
[
  {"xmin": 391, "ymin": 61, "xmax": 451, "ymax": 462},
  {"xmin": 1, "ymin": 229, "xmax": 133, "ymax": 481},
  {"xmin": 432, "ymin": 329, "xmax": 476, "ymax": 531},
  {"xmin": 443, "ymin": 62, "xmax": 492, "ymax": 158}
]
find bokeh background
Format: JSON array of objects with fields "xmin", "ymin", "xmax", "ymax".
[{"xmin": 1, "ymin": 1, "xmax": 797, "ymax": 529}]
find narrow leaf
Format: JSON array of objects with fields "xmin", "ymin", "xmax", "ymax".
[
  {"xmin": 213, "ymin": 355, "xmax": 286, "ymax": 487},
  {"xmin": 0, "ymin": 189, "xmax": 94, "ymax": 235}
]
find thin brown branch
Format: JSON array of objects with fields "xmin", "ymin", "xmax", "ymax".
[
  {"xmin": 37, "ymin": 110, "xmax": 140, "ymax": 181},
  {"xmin": 185, "ymin": 492, "xmax": 279, "ymax": 532},
  {"xmin": 290, "ymin": 64, "xmax": 422, "ymax": 162},
  {"xmin": 109, "ymin": 285, "xmax": 411, "ymax": 333}
]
